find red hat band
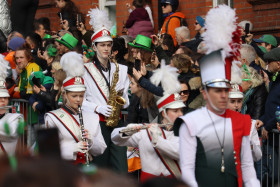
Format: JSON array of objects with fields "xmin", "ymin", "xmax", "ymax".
[
  {"xmin": 63, "ymin": 77, "xmax": 85, "ymax": 88},
  {"xmin": 91, "ymin": 29, "xmax": 111, "ymax": 43},
  {"xmin": 157, "ymin": 94, "xmax": 176, "ymax": 110}
]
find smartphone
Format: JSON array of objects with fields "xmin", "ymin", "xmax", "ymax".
[
  {"xmin": 77, "ymin": 14, "xmax": 82, "ymax": 25},
  {"xmin": 36, "ymin": 128, "xmax": 61, "ymax": 158},
  {"xmin": 32, "ymin": 77, "xmax": 42, "ymax": 88},
  {"xmin": 59, "ymin": 12, "xmax": 63, "ymax": 21},
  {"xmin": 245, "ymin": 23, "xmax": 250, "ymax": 36},
  {"xmin": 134, "ymin": 59, "xmax": 141, "ymax": 71}
]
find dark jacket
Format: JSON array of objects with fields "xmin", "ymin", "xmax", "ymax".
[
  {"xmin": 181, "ymin": 39, "xmax": 202, "ymax": 53},
  {"xmin": 260, "ymin": 74, "xmax": 280, "ymax": 147},
  {"xmin": 37, "ymin": 87, "xmax": 60, "ymax": 111},
  {"xmin": 260, "ymin": 75, "xmax": 280, "ymax": 131},
  {"xmin": 125, "ymin": 95, "xmax": 158, "ymax": 125},
  {"xmin": 245, "ymin": 84, "xmax": 268, "ymax": 120},
  {"xmin": 155, "ymin": 45, "xmax": 172, "ymax": 65}
]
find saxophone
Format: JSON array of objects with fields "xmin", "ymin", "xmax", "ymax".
[
  {"xmin": 105, "ymin": 57, "xmax": 126, "ymax": 127},
  {"xmin": 78, "ymin": 105, "xmax": 90, "ymax": 166}
]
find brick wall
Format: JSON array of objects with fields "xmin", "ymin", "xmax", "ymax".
[{"xmin": 8, "ymin": 0, "xmax": 280, "ymax": 38}]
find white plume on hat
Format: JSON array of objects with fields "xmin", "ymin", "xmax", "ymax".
[
  {"xmin": 88, "ymin": 8, "xmax": 112, "ymax": 31},
  {"xmin": 231, "ymin": 60, "xmax": 242, "ymax": 85},
  {"xmin": 61, "ymin": 52, "xmax": 85, "ymax": 78},
  {"xmin": 150, "ymin": 60, "xmax": 181, "ymax": 95},
  {"xmin": 0, "ymin": 54, "xmax": 11, "ymax": 97},
  {"xmin": 202, "ymin": 5, "xmax": 238, "ymax": 59},
  {"xmin": 0, "ymin": 55, "xmax": 10, "ymax": 80}
]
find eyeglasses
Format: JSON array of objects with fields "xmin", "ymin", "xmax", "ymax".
[
  {"xmin": 179, "ymin": 90, "xmax": 189, "ymax": 95},
  {"xmin": 161, "ymin": 3, "xmax": 170, "ymax": 8}
]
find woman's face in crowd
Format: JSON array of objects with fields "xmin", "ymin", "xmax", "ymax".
[
  {"xmin": 194, "ymin": 20, "xmax": 202, "ymax": 31},
  {"xmin": 131, "ymin": 47, "xmax": 139, "ymax": 59},
  {"xmin": 180, "ymin": 83, "xmax": 189, "ymax": 103},
  {"xmin": 65, "ymin": 91, "xmax": 85, "ymax": 110},
  {"xmin": 0, "ymin": 97, "xmax": 9, "ymax": 115},
  {"xmin": 162, "ymin": 4, "xmax": 172, "ymax": 14},
  {"xmin": 241, "ymin": 80, "xmax": 252, "ymax": 93},
  {"xmin": 165, "ymin": 108, "xmax": 183, "ymax": 124},
  {"xmin": 56, "ymin": 0, "xmax": 66, "ymax": 9},
  {"xmin": 136, "ymin": 51, "xmax": 142, "ymax": 61},
  {"xmin": 228, "ymin": 98, "xmax": 243, "ymax": 112},
  {"xmin": 130, "ymin": 78, "xmax": 141, "ymax": 95}
]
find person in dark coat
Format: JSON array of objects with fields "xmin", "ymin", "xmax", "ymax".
[
  {"xmin": 126, "ymin": 76, "xmax": 158, "ymax": 125},
  {"xmin": 240, "ymin": 65, "xmax": 267, "ymax": 120},
  {"xmin": 255, "ymin": 47, "xmax": 280, "ymax": 186}
]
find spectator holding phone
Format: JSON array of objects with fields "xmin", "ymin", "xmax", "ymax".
[
  {"xmin": 28, "ymin": 71, "xmax": 54, "ymax": 124},
  {"xmin": 56, "ymin": 0, "xmax": 82, "ymax": 41}
]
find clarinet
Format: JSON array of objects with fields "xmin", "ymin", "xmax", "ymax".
[{"xmin": 78, "ymin": 105, "xmax": 90, "ymax": 166}]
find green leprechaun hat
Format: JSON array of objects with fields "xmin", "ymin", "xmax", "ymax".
[
  {"xmin": 56, "ymin": 33, "xmax": 78, "ymax": 50},
  {"xmin": 128, "ymin": 34, "xmax": 153, "ymax": 52}
]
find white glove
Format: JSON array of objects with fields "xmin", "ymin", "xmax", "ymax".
[
  {"xmin": 122, "ymin": 123, "xmax": 143, "ymax": 136},
  {"xmin": 74, "ymin": 141, "xmax": 88, "ymax": 154},
  {"xmin": 149, "ymin": 124, "xmax": 161, "ymax": 146},
  {"xmin": 96, "ymin": 105, "xmax": 113, "ymax": 117}
]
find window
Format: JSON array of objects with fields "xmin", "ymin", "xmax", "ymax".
[
  {"xmin": 99, "ymin": 0, "xmax": 116, "ymax": 27},
  {"xmin": 213, "ymin": 0, "xmax": 233, "ymax": 8}
]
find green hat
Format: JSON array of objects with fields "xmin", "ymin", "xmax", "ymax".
[
  {"xmin": 128, "ymin": 35, "xmax": 153, "ymax": 52},
  {"xmin": 43, "ymin": 34, "xmax": 51, "ymax": 40},
  {"xmin": 259, "ymin": 34, "xmax": 277, "ymax": 47},
  {"xmin": 29, "ymin": 71, "xmax": 45, "ymax": 87},
  {"xmin": 263, "ymin": 48, "xmax": 280, "ymax": 63},
  {"xmin": 258, "ymin": 46, "xmax": 267, "ymax": 54},
  {"xmin": 46, "ymin": 44, "xmax": 57, "ymax": 57},
  {"xmin": 56, "ymin": 33, "xmax": 78, "ymax": 49},
  {"xmin": 29, "ymin": 71, "xmax": 54, "ymax": 87}
]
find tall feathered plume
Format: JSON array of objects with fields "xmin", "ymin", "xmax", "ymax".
[
  {"xmin": 202, "ymin": 5, "xmax": 240, "ymax": 58},
  {"xmin": 88, "ymin": 8, "xmax": 112, "ymax": 31},
  {"xmin": 202, "ymin": 5, "xmax": 242, "ymax": 81},
  {"xmin": 0, "ymin": 54, "xmax": 10, "ymax": 80},
  {"xmin": 150, "ymin": 60, "xmax": 181, "ymax": 95},
  {"xmin": 60, "ymin": 52, "xmax": 85, "ymax": 78}
]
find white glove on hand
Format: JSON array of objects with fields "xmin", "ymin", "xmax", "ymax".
[
  {"xmin": 149, "ymin": 124, "xmax": 161, "ymax": 146},
  {"xmin": 74, "ymin": 141, "xmax": 88, "ymax": 153},
  {"xmin": 122, "ymin": 123, "xmax": 143, "ymax": 136},
  {"xmin": 96, "ymin": 105, "xmax": 113, "ymax": 117}
]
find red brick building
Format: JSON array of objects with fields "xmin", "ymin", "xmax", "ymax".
[{"xmin": 10, "ymin": 0, "xmax": 280, "ymax": 38}]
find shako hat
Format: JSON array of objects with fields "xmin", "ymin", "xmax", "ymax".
[
  {"xmin": 199, "ymin": 50, "xmax": 230, "ymax": 88},
  {"xmin": 88, "ymin": 8, "xmax": 113, "ymax": 45},
  {"xmin": 61, "ymin": 52, "xmax": 86, "ymax": 92},
  {"xmin": 157, "ymin": 93, "xmax": 185, "ymax": 112}
]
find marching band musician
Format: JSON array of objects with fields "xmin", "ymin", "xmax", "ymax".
[
  {"xmin": 82, "ymin": 9, "xmax": 130, "ymax": 171},
  {"xmin": 111, "ymin": 63, "xmax": 184, "ymax": 182},
  {"xmin": 44, "ymin": 52, "xmax": 106, "ymax": 163},
  {"xmin": 0, "ymin": 55, "xmax": 23, "ymax": 156}
]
